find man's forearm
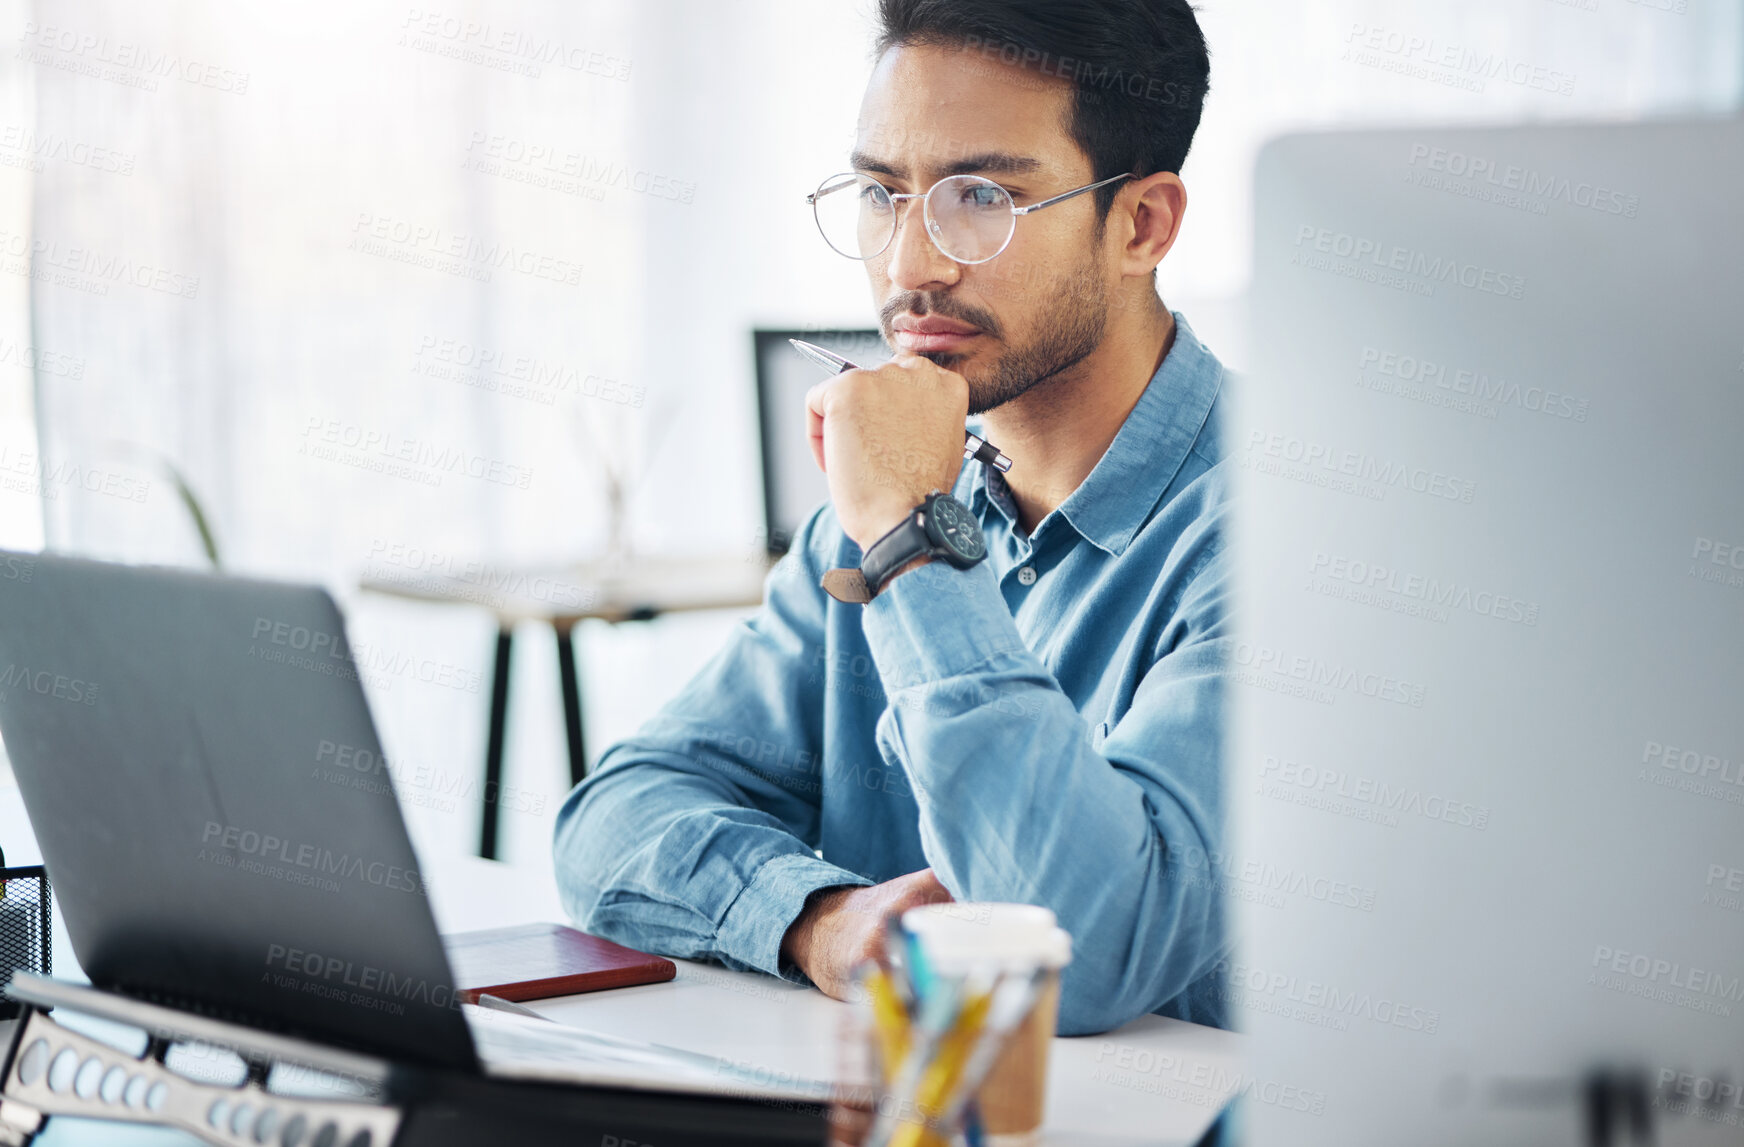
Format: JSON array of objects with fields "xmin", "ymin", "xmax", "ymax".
[{"xmin": 554, "ymin": 752, "xmax": 872, "ymax": 977}]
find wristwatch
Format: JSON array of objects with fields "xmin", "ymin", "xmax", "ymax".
[{"xmin": 822, "ymin": 491, "xmax": 987, "ymax": 604}]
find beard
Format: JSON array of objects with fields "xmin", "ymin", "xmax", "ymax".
[{"xmin": 879, "ymin": 253, "xmax": 1108, "ymax": 415}]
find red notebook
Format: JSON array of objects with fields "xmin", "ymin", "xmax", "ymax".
[{"xmin": 446, "ymin": 923, "xmax": 677, "ymax": 1003}]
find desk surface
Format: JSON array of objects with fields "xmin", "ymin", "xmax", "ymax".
[
  {"xmin": 529, "ymin": 961, "xmax": 1241, "ymax": 1146},
  {"xmin": 442, "ymin": 854, "xmax": 1241, "ymax": 1146},
  {"xmin": 24, "ymin": 845, "xmax": 1241, "ymax": 1147}
]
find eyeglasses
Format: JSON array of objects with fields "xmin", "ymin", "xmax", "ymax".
[{"xmin": 806, "ymin": 170, "xmax": 1133, "ymax": 265}]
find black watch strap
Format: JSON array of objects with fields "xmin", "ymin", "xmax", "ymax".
[
  {"xmin": 820, "ymin": 507, "xmax": 935, "ymax": 605},
  {"xmin": 859, "ymin": 513, "xmax": 932, "ymax": 596},
  {"xmin": 820, "ymin": 492, "xmax": 983, "ymax": 604}
]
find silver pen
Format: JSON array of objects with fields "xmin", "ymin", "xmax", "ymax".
[{"xmin": 789, "ymin": 339, "xmax": 1014, "ymax": 473}]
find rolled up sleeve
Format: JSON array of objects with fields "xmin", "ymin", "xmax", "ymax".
[{"xmin": 553, "ymin": 508, "xmax": 873, "ymax": 978}]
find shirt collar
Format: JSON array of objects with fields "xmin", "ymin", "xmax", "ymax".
[{"xmin": 966, "ymin": 311, "xmax": 1223, "ymax": 557}]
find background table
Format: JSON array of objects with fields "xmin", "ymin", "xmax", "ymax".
[{"xmin": 361, "ymin": 552, "xmax": 774, "ymax": 858}]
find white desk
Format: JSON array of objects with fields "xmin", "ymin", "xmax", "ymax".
[
  {"xmin": 7, "ymin": 807, "xmax": 1242, "ymax": 1147},
  {"xmin": 423, "ymin": 853, "xmax": 1244, "ymax": 1147}
]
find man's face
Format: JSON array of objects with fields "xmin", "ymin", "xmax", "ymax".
[{"xmin": 853, "ymin": 43, "xmax": 1113, "ymax": 415}]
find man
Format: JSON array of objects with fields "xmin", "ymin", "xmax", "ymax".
[{"xmin": 554, "ymin": 0, "xmax": 1227, "ymax": 1036}]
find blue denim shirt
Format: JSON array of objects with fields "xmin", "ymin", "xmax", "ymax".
[{"xmin": 554, "ymin": 312, "xmax": 1230, "ymax": 1035}]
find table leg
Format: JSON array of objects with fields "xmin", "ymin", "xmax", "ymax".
[
  {"xmin": 479, "ymin": 626, "xmax": 514, "ymax": 860},
  {"xmin": 555, "ymin": 621, "xmax": 588, "ymax": 787}
]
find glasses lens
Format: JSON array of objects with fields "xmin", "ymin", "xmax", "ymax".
[
  {"xmin": 923, "ymin": 175, "xmax": 1015, "ymax": 264},
  {"xmin": 812, "ymin": 173, "xmax": 894, "ymax": 260}
]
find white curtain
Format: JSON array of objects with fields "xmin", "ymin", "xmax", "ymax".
[{"xmin": 0, "ymin": 0, "xmax": 43, "ymax": 552}]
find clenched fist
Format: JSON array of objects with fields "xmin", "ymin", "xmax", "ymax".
[
  {"xmin": 805, "ymin": 355, "xmax": 969, "ymax": 551},
  {"xmin": 780, "ymin": 868, "xmax": 953, "ymax": 1001}
]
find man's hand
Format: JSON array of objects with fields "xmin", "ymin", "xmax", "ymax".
[
  {"xmin": 780, "ymin": 868, "xmax": 953, "ymax": 1001},
  {"xmin": 805, "ymin": 355, "xmax": 969, "ymax": 550}
]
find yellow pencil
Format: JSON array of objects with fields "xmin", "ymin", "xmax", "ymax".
[
  {"xmin": 863, "ymin": 966, "xmax": 913, "ymax": 1083},
  {"xmin": 888, "ymin": 990, "xmax": 993, "ymax": 1147}
]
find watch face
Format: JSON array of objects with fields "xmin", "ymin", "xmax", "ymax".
[{"xmin": 926, "ymin": 495, "xmax": 986, "ymax": 564}]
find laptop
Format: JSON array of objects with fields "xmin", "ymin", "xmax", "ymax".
[{"xmin": 0, "ymin": 551, "xmax": 830, "ymax": 1129}]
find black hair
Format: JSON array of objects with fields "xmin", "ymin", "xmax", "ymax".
[{"xmin": 874, "ymin": 0, "xmax": 1210, "ymax": 215}]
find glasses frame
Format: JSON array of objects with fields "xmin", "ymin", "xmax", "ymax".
[{"xmin": 806, "ymin": 170, "xmax": 1134, "ymax": 266}]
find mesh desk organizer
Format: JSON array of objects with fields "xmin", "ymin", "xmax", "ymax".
[{"xmin": 0, "ymin": 850, "xmax": 51, "ymax": 1023}]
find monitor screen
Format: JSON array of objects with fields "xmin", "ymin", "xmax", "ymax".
[{"xmin": 752, "ymin": 329, "xmax": 891, "ymax": 553}]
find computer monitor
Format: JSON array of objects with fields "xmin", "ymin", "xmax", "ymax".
[
  {"xmin": 1234, "ymin": 117, "xmax": 1744, "ymax": 1144},
  {"xmin": 752, "ymin": 329, "xmax": 889, "ymax": 554}
]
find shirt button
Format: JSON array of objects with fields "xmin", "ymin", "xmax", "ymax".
[{"xmin": 1017, "ymin": 566, "xmax": 1037, "ymax": 586}]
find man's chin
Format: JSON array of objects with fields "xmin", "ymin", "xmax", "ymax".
[
  {"xmin": 915, "ymin": 348, "xmax": 970, "ymax": 370},
  {"xmin": 905, "ymin": 347, "xmax": 1016, "ymax": 413}
]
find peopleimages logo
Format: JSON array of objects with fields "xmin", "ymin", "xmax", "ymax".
[
  {"xmin": 1309, "ymin": 552, "xmax": 1540, "ymax": 627},
  {"xmin": 1643, "ymin": 740, "xmax": 1743, "ymax": 786},
  {"xmin": 1259, "ymin": 755, "xmax": 1490, "ymax": 830},
  {"xmin": 16, "ymin": 20, "xmax": 251, "ymax": 94},
  {"xmin": 1357, "ymin": 346, "xmax": 1589, "ymax": 423},
  {"xmin": 1640, "ymin": 738, "xmax": 1744, "ymax": 810},
  {"xmin": 1212, "ymin": 958, "xmax": 1442, "ymax": 1034},
  {"xmin": 0, "ymin": 228, "xmax": 201, "ymax": 298},
  {"xmin": 1690, "ymin": 536, "xmax": 1744, "ymax": 588},
  {"xmin": 398, "ymin": 9, "xmax": 631, "ymax": 81},
  {"xmin": 0, "ymin": 335, "xmax": 85, "ymax": 379},
  {"xmin": 1406, "ymin": 144, "xmax": 1638, "ymax": 218},
  {"xmin": 349, "ymin": 212, "xmax": 582, "ymax": 288},
  {"xmin": 1294, "ymin": 224, "xmax": 1527, "ymax": 300},
  {"xmin": 410, "ymin": 335, "xmax": 645, "ymax": 410},
  {"xmin": 1342, "ymin": 23, "xmax": 1576, "ymax": 97},
  {"xmin": 1692, "ymin": 537, "xmax": 1744, "ymax": 569},
  {"xmin": 1090, "ymin": 1043, "xmax": 1327, "ymax": 1114},
  {"xmin": 201, "ymin": 822, "xmax": 426, "ymax": 895},
  {"xmin": 1705, "ymin": 864, "xmax": 1744, "ymax": 913},
  {"xmin": 0, "ymin": 663, "xmax": 98, "ymax": 705},
  {"xmin": 264, "ymin": 944, "xmax": 462, "ymax": 1016},
  {"xmin": 1232, "ymin": 641, "xmax": 1428, "ymax": 709},
  {"xmin": 1166, "ymin": 842, "xmax": 1379, "ymax": 912},
  {"xmin": 299, "ymin": 415, "xmax": 534, "ymax": 490},
  {"xmin": 0, "ymin": 125, "xmax": 135, "ymax": 177},
  {"xmin": 1243, "ymin": 430, "xmax": 1477, "ymax": 505},
  {"xmin": 316, "ymin": 739, "xmax": 546, "ymax": 816},
  {"xmin": 1589, "ymin": 944, "xmax": 1743, "ymax": 1013},
  {"xmin": 462, "ymin": 133, "xmax": 694, "ymax": 204}
]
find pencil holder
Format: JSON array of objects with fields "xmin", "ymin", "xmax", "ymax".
[
  {"xmin": 0, "ymin": 847, "xmax": 53, "ymax": 1021},
  {"xmin": 829, "ymin": 903, "xmax": 1072, "ymax": 1147},
  {"xmin": 832, "ymin": 970, "xmax": 958, "ymax": 1147}
]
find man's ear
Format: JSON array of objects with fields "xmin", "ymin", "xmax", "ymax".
[{"xmin": 1116, "ymin": 171, "xmax": 1187, "ymax": 278}]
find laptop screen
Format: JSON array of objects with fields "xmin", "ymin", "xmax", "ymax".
[{"xmin": 0, "ymin": 552, "xmax": 477, "ymax": 1071}]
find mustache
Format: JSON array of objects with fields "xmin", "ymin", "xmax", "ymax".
[{"xmin": 878, "ymin": 292, "xmax": 1004, "ymax": 343}]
